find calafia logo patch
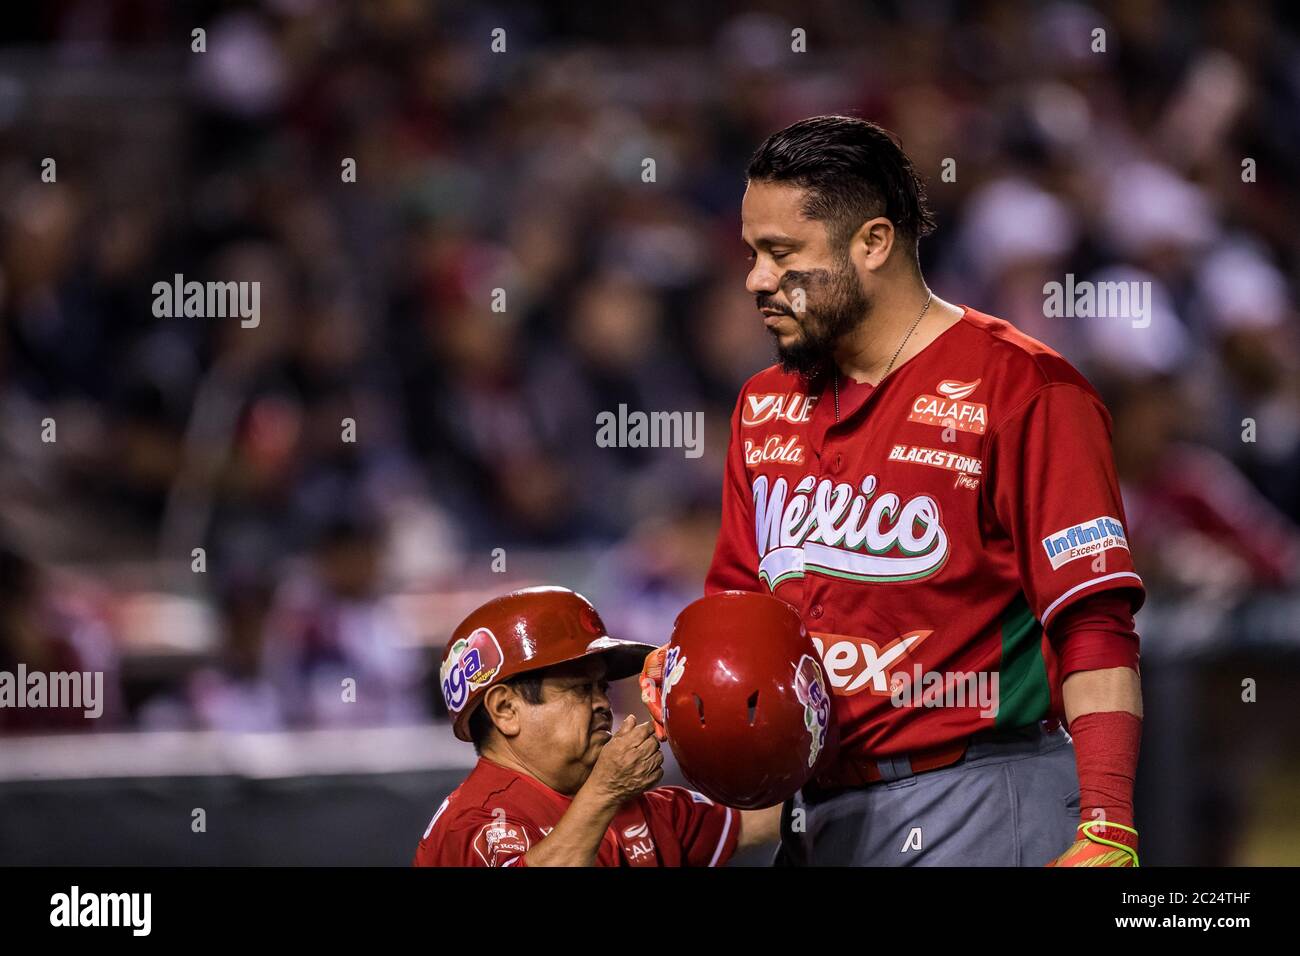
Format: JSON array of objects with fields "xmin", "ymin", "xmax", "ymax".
[
  {"xmin": 440, "ymin": 626, "xmax": 505, "ymax": 713},
  {"xmin": 793, "ymin": 654, "xmax": 832, "ymax": 768},
  {"xmin": 936, "ymin": 378, "xmax": 980, "ymax": 401},
  {"xmin": 908, "ymin": 379, "xmax": 987, "ymax": 434}
]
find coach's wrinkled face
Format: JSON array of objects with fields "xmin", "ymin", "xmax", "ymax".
[
  {"xmin": 742, "ymin": 180, "xmax": 875, "ymax": 378},
  {"xmin": 490, "ymin": 655, "xmax": 614, "ymax": 795}
]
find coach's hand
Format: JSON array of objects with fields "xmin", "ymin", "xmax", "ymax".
[
  {"xmin": 587, "ymin": 714, "xmax": 664, "ymax": 806},
  {"xmin": 639, "ymin": 645, "xmax": 668, "ymax": 741},
  {"xmin": 1046, "ymin": 821, "xmax": 1139, "ymax": 867}
]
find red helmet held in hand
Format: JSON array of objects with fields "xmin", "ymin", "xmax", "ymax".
[{"xmin": 661, "ymin": 590, "xmax": 837, "ymax": 809}]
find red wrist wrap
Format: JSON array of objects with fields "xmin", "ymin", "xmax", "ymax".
[{"xmin": 1068, "ymin": 710, "xmax": 1141, "ymax": 830}]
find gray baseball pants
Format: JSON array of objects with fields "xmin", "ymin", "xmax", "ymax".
[{"xmin": 775, "ymin": 721, "xmax": 1080, "ymax": 866}]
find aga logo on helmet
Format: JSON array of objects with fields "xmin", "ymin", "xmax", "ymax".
[
  {"xmin": 659, "ymin": 645, "xmax": 687, "ymax": 724},
  {"xmin": 793, "ymin": 654, "xmax": 831, "ymax": 768},
  {"xmin": 441, "ymin": 627, "xmax": 505, "ymax": 714}
]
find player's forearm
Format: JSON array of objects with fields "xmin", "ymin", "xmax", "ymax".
[
  {"xmin": 737, "ymin": 805, "xmax": 782, "ymax": 851},
  {"xmin": 1061, "ymin": 665, "xmax": 1143, "ymax": 838},
  {"xmin": 522, "ymin": 785, "xmax": 620, "ymax": 867},
  {"xmin": 1061, "ymin": 665, "xmax": 1142, "ymax": 724}
]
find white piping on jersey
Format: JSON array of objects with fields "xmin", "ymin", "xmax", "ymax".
[
  {"xmin": 424, "ymin": 796, "xmax": 450, "ymax": 839},
  {"xmin": 709, "ymin": 807, "xmax": 734, "ymax": 867},
  {"xmin": 1040, "ymin": 572, "xmax": 1143, "ymax": 627}
]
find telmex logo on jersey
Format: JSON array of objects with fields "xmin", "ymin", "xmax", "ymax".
[
  {"xmin": 811, "ymin": 629, "xmax": 933, "ymax": 695},
  {"xmin": 742, "ymin": 392, "xmax": 817, "ymax": 427},
  {"xmin": 908, "ymin": 379, "xmax": 988, "ymax": 435},
  {"xmin": 1042, "ymin": 515, "xmax": 1129, "ymax": 570},
  {"xmin": 753, "ymin": 473, "xmax": 949, "ymax": 589}
]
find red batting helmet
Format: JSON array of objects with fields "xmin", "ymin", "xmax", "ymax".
[
  {"xmin": 661, "ymin": 590, "xmax": 838, "ymax": 809},
  {"xmin": 441, "ymin": 586, "xmax": 656, "ymax": 742}
]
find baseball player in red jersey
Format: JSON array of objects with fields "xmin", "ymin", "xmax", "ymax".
[
  {"xmin": 414, "ymin": 587, "xmax": 780, "ymax": 866},
  {"xmin": 641, "ymin": 116, "xmax": 1145, "ymax": 866}
]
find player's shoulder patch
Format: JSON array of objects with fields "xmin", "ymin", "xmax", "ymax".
[{"xmin": 471, "ymin": 818, "xmax": 531, "ymax": 867}]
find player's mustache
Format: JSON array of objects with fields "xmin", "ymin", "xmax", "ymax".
[
  {"xmin": 756, "ymin": 296, "xmax": 794, "ymax": 315},
  {"xmin": 591, "ymin": 710, "xmax": 613, "ymax": 734}
]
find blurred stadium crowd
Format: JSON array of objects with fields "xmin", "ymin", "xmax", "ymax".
[{"xmin": 1, "ymin": 0, "xmax": 1298, "ymax": 736}]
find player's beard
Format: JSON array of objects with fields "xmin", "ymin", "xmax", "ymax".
[{"xmin": 762, "ymin": 257, "xmax": 870, "ymax": 381}]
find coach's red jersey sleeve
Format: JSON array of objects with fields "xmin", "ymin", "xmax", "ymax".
[
  {"xmin": 647, "ymin": 786, "xmax": 740, "ymax": 867},
  {"xmin": 414, "ymin": 808, "xmax": 541, "ymax": 867},
  {"xmin": 986, "ymin": 383, "xmax": 1146, "ymax": 629},
  {"xmin": 706, "ymin": 390, "xmax": 762, "ymax": 595}
]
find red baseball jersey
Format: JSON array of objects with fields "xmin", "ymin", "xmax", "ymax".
[
  {"xmin": 707, "ymin": 306, "xmax": 1145, "ymax": 763},
  {"xmin": 413, "ymin": 757, "xmax": 740, "ymax": 867}
]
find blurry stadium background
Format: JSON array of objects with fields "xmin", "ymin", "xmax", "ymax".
[{"xmin": 1, "ymin": 0, "xmax": 1298, "ymax": 865}]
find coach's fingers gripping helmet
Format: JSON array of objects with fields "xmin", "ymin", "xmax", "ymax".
[
  {"xmin": 661, "ymin": 590, "xmax": 839, "ymax": 809},
  {"xmin": 441, "ymin": 586, "xmax": 657, "ymax": 742}
]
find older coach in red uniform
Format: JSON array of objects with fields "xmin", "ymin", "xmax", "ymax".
[
  {"xmin": 414, "ymin": 587, "xmax": 779, "ymax": 866},
  {"xmin": 646, "ymin": 116, "xmax": 1144, "ymax": 866}
]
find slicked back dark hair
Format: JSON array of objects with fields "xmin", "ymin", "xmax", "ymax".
[
  {"xmin": 746, "ymin": 115, "xmax": 936, "ymax": 262},
  {"xmin": 468, "ymin": 673, "xmax": 546, "ymax": 755}
]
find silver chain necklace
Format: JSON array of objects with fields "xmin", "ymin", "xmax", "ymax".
[{"xmin": 833, "ymin": 291, "xmax": 933, "ymax": 422}]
